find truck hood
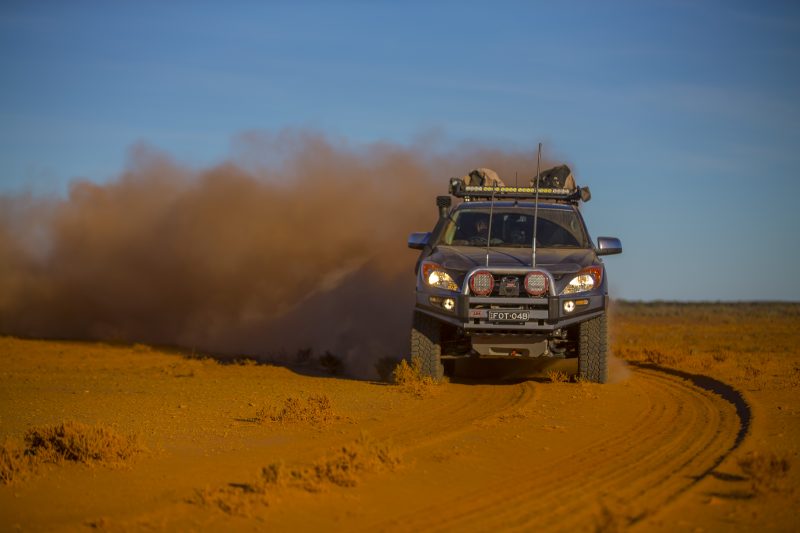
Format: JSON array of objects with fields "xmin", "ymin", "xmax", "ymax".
[{"xmin": 430, "ymin": 246, "xmax": 596, "ymax": 275}]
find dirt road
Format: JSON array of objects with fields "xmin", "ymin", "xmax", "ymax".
[{"xmin": 0, "ymin": 337, "xmax": 753, "ymax": 531}]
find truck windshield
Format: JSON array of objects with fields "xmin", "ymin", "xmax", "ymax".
[{"xmin": 442, "ymin": 208, "xmax": 589, "ymax": 248}]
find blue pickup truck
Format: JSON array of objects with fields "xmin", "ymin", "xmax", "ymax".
[{"xmin": 408, "ymin": 164, "xmax": 622, "ymax": 383}]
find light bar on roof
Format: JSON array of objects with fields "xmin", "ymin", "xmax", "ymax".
[{"xmin": 448, "ymin": 179, "xmax": 585, "ymax": 202}]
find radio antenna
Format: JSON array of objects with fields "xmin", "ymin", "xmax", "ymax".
[
  {"xmin": 485, "ymin": 186, "xmax": 497, "ymax": 267},
  {"xmin": 531, "ymin": 143, "xmax": 542, "ymax": 268}
]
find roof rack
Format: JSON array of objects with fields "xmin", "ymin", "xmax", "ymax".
[{"xmin": 448, "ymin": 178, "xmax": 590, "ymax": 203}]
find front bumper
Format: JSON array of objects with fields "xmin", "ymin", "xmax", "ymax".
[{"xmin": 414, "ymin": 289, "xmax": 606, "ymax": 332}]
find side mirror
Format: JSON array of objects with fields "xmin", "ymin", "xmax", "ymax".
[
  {"xmin": 408, "ymin": 232, "xmax": 431, "ymax": 250},
  {"xmin": 596, "ymin": 236, "xmax": 622, "ymax": 255}
]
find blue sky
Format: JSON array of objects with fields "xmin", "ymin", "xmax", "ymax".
[{"xmin": 1, "ymin": 1, "xmax": 799, "ymax": 301}]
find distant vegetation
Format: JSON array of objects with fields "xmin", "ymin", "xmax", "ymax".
[{"xmin": 610, "ymin": 300, "xmax": 800, "ymax": 391}]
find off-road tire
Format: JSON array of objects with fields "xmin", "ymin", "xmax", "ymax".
[
  {"xmin": 577, "ymin": 313, "xmax": 608, "ymax": 383},
  {"xmin": 410, "ymin": 311, "xmax": 444, "ymax": 381}
]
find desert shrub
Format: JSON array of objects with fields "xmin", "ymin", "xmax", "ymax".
[
  {"xmin": 195, "ymin": 433, "xmax": 402, "ymax": 515},
  {"xmin": 24, "ymin": 421, "xmax": 142, "ymax": 466},
  {"xmin": 0, "ymin": 441, "xmax": 30, "ymax": 485},
  {"xmin": 546, "ymin": 369, "xmax": 568, "ymax": 383},
  {"xmin": 259, "ymin": 433, "xmax": 401, "ymax": 492},
  {"xmin": 374, "ymin": 356, "xmax": 401, "ymax": 382},
  {"xmin": 392, "ymin": 358, "xmax": 415, "ymax": 384},
  {"xmin": 259, "ymin": 461, "xmax": 323, "ymax": 493},
  {"xmin": 256, "ymin": 394, "xmax": 339, "ymax": 427},
  {"xmin": 738, "ymin": 451, "xmax": 791, "ymax": 494},
  {"xmin": 314, "ymin": 433, "xmax": 400, "ymax": 487},
  {"xmin": 319, "ymin": 351, "xmax": 344, "ymax": 375},
  {"xmin": 392, "ymin": 357, "xmax": 439, "ymax": 396},
  {"xmin": 193, "ymin": 485, "xmax": 267, "ymax": 517},
  {"xmin": 1, "ymin": 422, "xmax": 142, "ymax": 485}
]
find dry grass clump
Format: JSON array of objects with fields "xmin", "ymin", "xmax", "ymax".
[
  {"xmin": 24, "ymin": 421, "xmax": 142, "ymax": 466},
  {"xmin": 546, "ymin": 369, "xmax": 569, "ymax": 383},
  {"xmin": 0, "ymin": 441, "xmax": 31, "ymax": 485},
  {"xmin": 255, "ymin": 394, "xmax": 339, "ymax": 427},
  {"xmin": 737, "ymin": 450, "xmax": 792, "ymax": 494},
  {"xmin": 0, "ymin": 422, "xmax": 142, "ymax": 485},
  {"xmin": 194, "ymin": 434, "xmax": 401, "ymax": 515},
  {"xmin": 193, "ymin": 484, "xmax": 268, "ymax": 517},
  {"xmin": 392, "ymin": 356, "xmax": 440, "ymax": 397},
  {"xmin": 260, "ymin": 433, "xmax": 402, "ymax": 492}
]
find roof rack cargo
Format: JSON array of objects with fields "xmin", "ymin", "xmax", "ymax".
[{"xmin": 449, "ymin": 164, "xmax": 590, "ymax": 203}]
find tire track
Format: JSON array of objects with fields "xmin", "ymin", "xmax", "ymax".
[
  {"xmin": 533, "ymin": 369, "xmax": 734, "ymax": 530},
  {"xmin": 369, "ymin": 365, "xmax": 746, "ymax": 532},
  {"xmin": 372, "ymin": 380, "xmax": 540, "ymax": 453}
]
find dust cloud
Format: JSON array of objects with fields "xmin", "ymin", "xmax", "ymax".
[{"xmin": 0, "ymin": 130, "xmax": 551, "ymax": 377}]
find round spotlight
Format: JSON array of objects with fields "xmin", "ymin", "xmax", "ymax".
[
  {"xmin": 563, "ymin": 301, "xmax": 575, "ymax": 313},
  {"xmin": 469, "ymin": 271, "xmax": 494, "ymax": 296},
  {"xmin": 443, "ymin": 298, "xmax": 455, "ymax": 311},
  {"xmin": 524, "ymin": 271, "xmax": 548, "ymax": 296}
]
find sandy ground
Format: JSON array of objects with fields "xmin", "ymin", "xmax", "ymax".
[{"xmin": 1, "ymin": 303, "xmax": 798, "ymax": 532}]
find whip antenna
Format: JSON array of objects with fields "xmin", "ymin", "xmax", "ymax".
[
  {"xmin": 531, "ymin": 143, "xmax": 542, "ymax": 267},
  {"xmin": 485, "ymin": 186, "xmax": 496, "ymax": 267}
]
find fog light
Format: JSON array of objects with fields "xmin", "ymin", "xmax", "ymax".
[
  {"xmin": 563, "ymin": 301, "xmax": 575, "ymax": 313},
  {"xmin": 429, "ymin": 296, "xmax": 456, "ymax": 312}
]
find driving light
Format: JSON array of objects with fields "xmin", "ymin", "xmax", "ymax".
[
  {"xmin": 469, "ymin": 270, "xmax": 494, "ymax": 296},
  {"xmin": 524, "ymin": 271, "xmax": 548, "ymax": 296},
  {"xmin": 564, "ymin": 301, "xmax": 575, "ymax": 313},
  {"xmin": 429, "ymin": 296, "xmax": 456, "ymax": 312},
  {"xmin": 421, "ymin": 262, "xmax": 459, "ymax": 291},
  {"xmin": 561, "ymin": 266, "xmax": 603, "ymax": 295}
]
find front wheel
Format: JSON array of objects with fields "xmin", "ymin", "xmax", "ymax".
[
  {"xmin": 410, "ymin": 311, "xmax": 444, "ymax": 380},
  {"xmin": 577, "ymin": 313, "xmax": 608, "ymax": 383}
]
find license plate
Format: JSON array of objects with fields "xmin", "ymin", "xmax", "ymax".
[{"xmin": 488, "ymin": 310, "xmax": 529, "ymax": 321}]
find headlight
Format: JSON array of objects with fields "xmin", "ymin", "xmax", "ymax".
[
  {"xmin": 561, "ymin": 266, "xmax": 603, "ymax": 295},
  {"xmin": 421, "ymin": 262, "xmax": 459, "ymax": 291}
]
